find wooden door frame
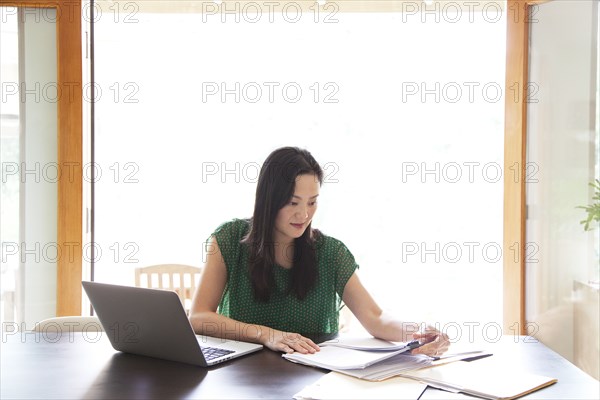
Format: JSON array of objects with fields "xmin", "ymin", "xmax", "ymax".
[
  {"xmin": 0, "ymin": 0, "xmax": 83, "ymax": 316},
  {"xmin": 504, "ymin": 0, "xmax": 551, "ymax": 335}
]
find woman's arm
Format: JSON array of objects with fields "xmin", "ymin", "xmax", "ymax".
[
  {"xmin": 189, "ymin": 236, "xmax": 319, "ymax": 354},
  {"xmin": 342, "ymin": 272, "xmax": 449, "ymax": 356}
]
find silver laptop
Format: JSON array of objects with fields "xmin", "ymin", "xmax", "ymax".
[{"xmin": 82, "ymin": 281, "xmax": 263, "ymax": 366}]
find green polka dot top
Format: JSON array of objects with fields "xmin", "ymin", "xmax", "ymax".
[{"xmin": 211, "ymin": 218, "xmax": 358, "ymax": 339}]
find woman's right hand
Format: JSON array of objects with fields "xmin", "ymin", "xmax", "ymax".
[
  {"xmin": 263, "ymin": 329, "xmax": 320, "ymax": 354},
  {"xmin": 410, "ymin": 325, "xmax": 450, "ymax": 357}
]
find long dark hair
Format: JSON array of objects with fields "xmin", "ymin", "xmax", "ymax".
[{"xmin": 242, "ymin": 147, "xmax": 323, "ymax": 302}]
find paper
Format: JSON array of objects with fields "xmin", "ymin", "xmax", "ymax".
[
  {"xmin": 335, "ymin": 353, "xmax": 433, "ymax": 381},
  {"xmin": 320, "ymin": 337, "xmax": 416, "ymax": 351},
  {"xmin": 399, "ymin": 358, "xmax": 557, "ymax": 400},
  {"xmin": 293, "ymin": 371, "xmax": 427, "ymax": 400},
  {"xmin": 283, "ymin": 345, "xmax": 411, "ymax": 370},
  {"xmin": 283, "ymin": 335, "xmax": 417, "ymax": 370}
]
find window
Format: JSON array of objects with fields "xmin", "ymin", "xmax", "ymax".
[
  {"xmin": 526, "ymin": 0, "xmax": 599, "ymax": 379},
  {"xmin": 92, "ymin": 2, "xmax": 506, "ymax": 333},
  {"xmin": 1, "ymin": 7, "xmax": 20, "ymax": 325},
  {"xmin": 1, "ymin": 6, "xmax": 59, "ymax": 328}
]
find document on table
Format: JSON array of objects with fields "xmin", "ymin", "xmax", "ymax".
[
  {"xmin": 398, "ymin": 357, "xmax": 557, "ymax": 400},
  {"xmin": 283, "ymin": 337, "xmax": 419, "ymax": 370},
  {"xmin": 293, "ymin": 371, "xmax": 428, "ymax": 400},
  {"xmin": 333, "ymin": 353, "xmax": 433, "ymax": 381},
  {"xmin": 320, "ymin": 337, "xmax": 418, "ymax": 351},
  {"xmin": 333, "ymin": 351, "xmax": 494, "ymax": 381},
  {"xmin": 283, "ymin": 345, "xmax": 413, "ymax": 370}
]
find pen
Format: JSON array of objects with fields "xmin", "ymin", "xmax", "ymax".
[
  {"xmin": 407, "ymin": 340, "xmax": 422, "ymax": 350},
  {"xmin": 430, "ymin": 351, "xmax": 492, "ymax": 361}
]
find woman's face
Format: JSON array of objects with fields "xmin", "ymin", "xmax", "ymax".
[{"xmin": 273, "ymin": 173, "xmax": 320, "ymax": 244}]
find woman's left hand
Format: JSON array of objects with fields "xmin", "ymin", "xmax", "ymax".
[{"xmin": 410, "ymin": 326, "xmax": 450, "ymax": 358}]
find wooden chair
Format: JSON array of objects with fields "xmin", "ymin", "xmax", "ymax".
[{"xmin": 134, "ymin": 264, "xmax": 202, "ymax": 315}]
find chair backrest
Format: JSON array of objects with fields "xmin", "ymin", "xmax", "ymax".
[
  {"xmin": 32, "ymin": 316, "xmax": 103, "ymax": 333},
  {"xmin": 134, "ymin": 264, "xmax": 202, "ymax": 315}
]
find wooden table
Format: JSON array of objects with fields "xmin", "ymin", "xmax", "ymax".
[{"xmin": 1, "ymin": 332, "xmax": 598, "ymax": 399}]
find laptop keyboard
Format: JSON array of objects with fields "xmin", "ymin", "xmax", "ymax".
[{"xmin": 202, "ymin": 346, "xmax": 235, "ymax": 361}]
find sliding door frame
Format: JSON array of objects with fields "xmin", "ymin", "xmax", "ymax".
[
  {"xmin": 0, "ymin": 0, "xmax": 83, "ymax": 316},
  {"xmin": 504, "ymin": 0, "xmax": 550, "ymax": 335}
]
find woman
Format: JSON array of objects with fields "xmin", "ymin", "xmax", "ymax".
[{"xmin": 190, "ymin": 147, "xmax": 449, "ymax": 356}]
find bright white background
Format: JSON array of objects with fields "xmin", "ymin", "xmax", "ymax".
[{"xmin": 92, "ymin": 5, "xmax": 506, "ymax": 335}]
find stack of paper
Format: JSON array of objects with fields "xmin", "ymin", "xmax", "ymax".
[
  {"xmin": 288, "ymin": 336, "xmax": 557, "ymax": 400},
  {"xmin": 283, "ymin": 345, "xmax": 413, "ymax": 370},
  {"xmin": 282, "ymin": 336, "xmax": 489, "ymax": 379},
  {"xmin": 320, "ymin": 337, "xmax": 418, "ymax": 351},
  {"xmin": 334, "ymin": 353, "xmax": 433, "ymax": 381},
  {"xmin": 283, "ymin": 337, "xmax": 419, "ymax": 370}
]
